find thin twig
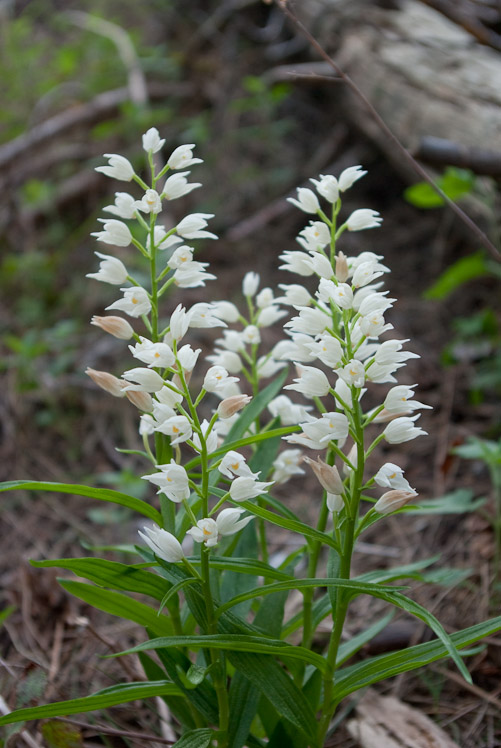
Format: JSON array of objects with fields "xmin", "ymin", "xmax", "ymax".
[
  {"xmin": 55, "ymin": 717, "xmax": 177, "ymax": 744},
  {"xmin": 276, "ymin": 0, "xmax": 501, "ymax": 261}
]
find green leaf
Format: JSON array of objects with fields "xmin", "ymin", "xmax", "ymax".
[
  {"xmin": 215, "ymin": 577, "xmax": 405, "ymax": 619},
  {"xmin": 109, "ymin": 634, "xmax": 329, "ymax": 674},
  {"xmin": 171, "ymin": 728, "xmax": 214, "ymax": 748},
  {"xmin": 58, "ymin": 581, "xmax": 174, "ymax": 636},
  {"xmin": 336, "ymin": 613, "xmax": 394, "ymax": 666},
  {"xmin": 233, "ymin": 501, "xmax": 340, "ymax": 551},
  {"xmin": 205, "ymin": 556, "xmax": 293, "ymax": 582},
  {"xmin": 408, "ymin": 489, "xmax": 486, "ymax": 514},
  {"xmin": 0, "ymin": 604, "xmax": 15, "ymax": 628},
  {"xmin": 334, "ymin": 616, "xmax": 501, "ymax": 702},
  {"xmin": 404, "ymin": 167, "xmax": 475, "ymax": 208},
  {"xmin": 0, "ymin": 481, "xmax": 162, "ymax": 524},
  {"xmin": 424, "ymin": 252, "xmax": 488, "ymax": 300},
  {"xmin": 31, "ymin": 558, "xmax": 167, "ymax": 601},
  {"xmin": 0, "ymin": 681, "xmax": 182, "ymax": 725}
]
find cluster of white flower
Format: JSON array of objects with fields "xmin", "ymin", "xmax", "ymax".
[
  {"xmin": 274, "ymin": 166, "xmax": 431, "ymax": 517},
  {"xmin": 87, "ymin": 129, "xmax": 282, "ymax": 561}
]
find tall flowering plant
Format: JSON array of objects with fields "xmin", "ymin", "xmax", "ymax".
[{"xmin": 1, "ymin": 132, "xmax": 501, "ymax": 748}]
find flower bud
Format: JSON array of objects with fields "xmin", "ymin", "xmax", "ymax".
[
  {"xmin": 335, "ymin": 251, "xmax": 349, "ymax": 283},
  {"xmin": 91, "ymin": 315, "xmax": 134, "ymax": 340},
  {"xmin": 217, "ymin": 394, "xmax": 252, "ymax": 419},
  {"xmin": 374, "ymin": 489, "xmax": 417, "ymax": 515},
  {"xmin": 85, "ymin": 367, "xmax": 125, "ymax": 397},
  {"xmin": 326, "ymin": 493, "xmax": 344, "ymax": 512},
  {"xmin": 304, "ymin": 457, "xmax": 343, "ymax": 495},
  {"xmin": 126, "ymin": 390, "xmax": 153, "ymax": 412}
]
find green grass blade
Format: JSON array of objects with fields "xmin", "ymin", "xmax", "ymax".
[
  {"xmin": 0, "ymin": 681, "xmax": 182, "ymax": 725},
  {"xmin": 172, "ymin": 729, "xmax": 214, "ymax": 748},
  {"xmin": 0, "ymin": 481, "xmax": 162, "ymax": 524}
]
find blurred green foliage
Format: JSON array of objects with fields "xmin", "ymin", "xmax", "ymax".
[{"xmin": 404, "ymin": 167, "xmax": 476, "ymax": 209}]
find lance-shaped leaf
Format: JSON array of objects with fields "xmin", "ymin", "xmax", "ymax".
[
  {"xmin": 0, "ymin": 481, "xmax": 162, "ymax": 524},
  {"xmin": 107, "ymin": 634, "xmax": 329, "ymax": 674},
  {"xmin": 334, "ymin": 616, "xmax": 501, "ymax": 702},
  {"xmin": 0, "ymin": 681, "xmax": 182, "ymax": 725}
]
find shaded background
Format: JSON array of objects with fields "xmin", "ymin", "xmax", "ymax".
[{"xmin": 1, "ymin": 1, "xmax": 501, "ymax": 746}]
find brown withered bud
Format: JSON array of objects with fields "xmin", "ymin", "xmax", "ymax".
[
  {"xmin": 335, "ymin": 251, "xmax": 349, "ymax": 283},
  {"xmin": 85, "ymin": 367, "xmax": 125, "ymax": 397},
  {"xmin": 126, "ymin": 390, "xmax": 153, "ymax": 412},
  {"xmin": 374, "ymin": 490, "xmax": 417, "ymax": 515},
  {"xmin": 90, "ymin": 315, "xmax": 134, "ymax": 340},
  {"xmin": 303, "ymin": 456, "xmax": 343, "ymax": 495},
  {"xmin": 218, "ymin": 394, "xmax": 252, "ymax": 419}
]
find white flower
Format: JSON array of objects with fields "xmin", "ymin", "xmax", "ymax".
[
  {"xmin": 327, "ymin": 493, "xmax": 344, "ymax": 512},
  {"xmin": 276, "ymin": 284, "xmax": 312, "ymax": 308},
  {"xmin": 142, "ymin": 460, "xmax": 190, "ymax": 502},
  {"xmin": 383, "ymin": 416, "xmax": 427, "ymax": 444},
  {"xmin": 272, "ymin": 449, "xmax": 305, "ymax": 484},
  {"xmin": 192, "ymin": 419, "xmax": 218, "ymax": 454},
  {"xmin": 170, "ymin": 304, "xmax": 190, "ymax": 341},
  {"xmin": 305, "ymin": 253, "xmax": 335, "ymax": 280},
  {"xmin": 154, "ymin": 415, "xmax": 193, "ymax": 444},
  {"xmin": 149, "ymin": 226, "xmax": 182, "ymax": 251},
  {"xmin": 374, "ymin": 489, "xmax": 417, "ymax": 515},
  {"xmin": 352, "ymin": 261, "xmax": 386, "ymax": 289},
  {"xmin": 163, "ymin": 171, "xmax": 201, "ymax": 200},
  {"xmin": 346, "ymin": 209, "xmax": 382, "ymax": 232},
  {"xmin": 91, "ymin": 219, "xmax": 132, "ymax": 247},
  {"xmin": 319, "ymin": 281, "xmax": 353, "ymax": 310},
  {"xmin": 103, "ymin": 192, "xmax": 137, "ymax": 219},
  {"xmin": 142, "ymin": 127, "xmax": 165, "ymax": 153},
  {"xmin": 215, "ymin": 330, "xmax": 245, "ymax": 352},
  {"xmin": 219, "ymin": 451, "xmax": 256, "ymax": 479},
  {"xmin": 338, "ymin": 165, "xmax": 366, "ymax": 191},
  {"xmin": 287, "ymin": 187, "xmax": 320, "ymax": 214},
  {"xmin": 177, "ymin": 344, "xmax": 201, "ymax": 372},
  {"xmin": 242, "ymin": 325, "xmax": 261, "ymax": 345},
  {"xmin": 156, "ymin": 386, "xmax": 183, "ymax": 408},
  {"xmin": 305, "ymin": 334, "xmax": 343, "ymax": 368},
  {"xmin": 215, "ymin": 508, "xmax": 253, "ymax": 536},
  {"xmin": 106, "ymin": 286, "xmax": 151, "ymax": 318},
  {"xmin": 257, "ymin": 305, "xmax": 287, "ymax": 327},
  {"xmin": 95, "ymin": 153, "xmax": 135, "ymax": 181},
  {"xmin": 268, "ymin": 395, "xmax": 312, "ymax": 425},
  {"xmin": 91, "ymin": 315, "xmax": 134, "ymax": 340},
  {"xmin": 210, "ymin": 301, "xmax": 240, "ymax": 323},
  {"xmin": 188, "ymin": 302, "xmax": 227, "ymax": 329},
  {"xmin": 279, "ymin": 251, "xmax": 316, "ymax": 276},
  {"xmin": 257, "ymin": 356, "xmax": 286, "ymax": 379},
  {"xmin": 152, "ymin": 401, "xmax": 177, "ymax": 425},
  {"xmin": 129, "ymin": 337, "xmax": 175, "ymax": 368},
  {"xmin": 302, "ymin": 413, "xmax": 349, "ymax": 445},
  {"xmin": 284, "ymin": 365, "xmax": 331, "ymax": 397},
  {"xmin": 167, "ymin": 144, "xmax": 203, "ymax": 169},
  {"xmin": 135, "ymin": 189, "xmax": 163, "ymax": 214},
  {"xmin": 187, "ymin": 518, "xmax": 218, "ymax": 547},
  {"xmin": 384, "ymin": 385, "xmax": 432, "ymax": 415},
  {"xmin": 174, "ymin": 262, "xmax": 216, "ymax": 288},
  {"xmin": 374, "ymin": 340, "xmax": 419, "ymax": 367},
  {"xmin": 337, "ymin": 360, "xmax": 366, "ymax": 388},
  {"xmin": 230, "ymin": 475, "xmax": 273, "ymax": 502},
  {"xmin": 285, "ymin": 307, "xmax": 330, "ymax": 336},
  {"xmin": 256, "ymin": 287, "xmax": 274, "ymax": 308},
  {"xmin": 310, "ymin": 174, "xmax": 339, "ymax": 203},
  {"xmin": 168, "ymin": 245, "xmax": 194, "ymax": 269},
  {"xmin": 122, "ymin": 367, "xmax": 165, "ymax": 392},
  {"xmin": 357, "ymin": 291, "xmax": 395, "ymax": 317},
  {"xmin": 242, "ymin": 272, "xmax": 260, "ymax": 297},
  {"xmin": 176, "ymin": 213, "xmax": 217, "ymax": 240},
  {"xmin": 86, "ymin": 252, "xmax": 128, "ymax": 285},
  {"xmin": 374, "ymin": 463, "xmax": 412, "ymax": 492},
  {"xmin": 359, "ymin": 313, "xmax": 393, "ymax": 338},
  {"xmin": 138, "ymin": 524, "xmax": 184, "ymax": 562},
  {"xmin": 275, "ymin": 334, "xmax": 316, "ymax": 363},
  {"xmin": 206, "ymin": 348, "xmax": 242, "ymax": 374},
  {"xmin": 139, "ymin": 414, "xmax": 155, "ymax": 436},
  {"xmin": 297, "ymin": 221, "xmax": 331, "ymax": 252},
  {"xmin": 203, "ymin": 366, "xmax": 239, "ymax": 394}
]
